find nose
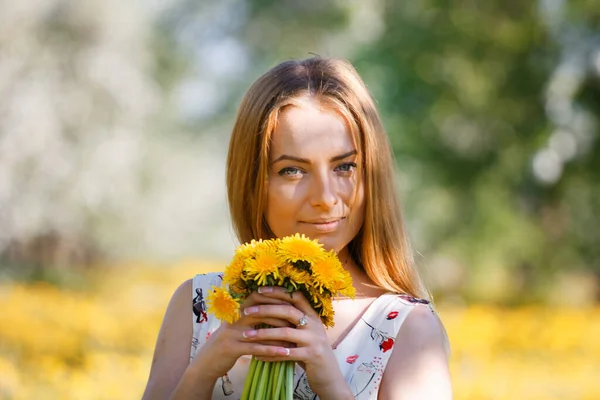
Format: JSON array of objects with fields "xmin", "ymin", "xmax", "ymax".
[{"xmin": 309, "ymin": 170, "xmax": 338, "ymax": 210}]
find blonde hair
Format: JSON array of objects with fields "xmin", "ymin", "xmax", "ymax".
[{"xmin": 226, "ymin": 57, "xmax": 427, "ymax": 298}]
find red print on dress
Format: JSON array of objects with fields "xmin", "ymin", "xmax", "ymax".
[
  {"xmin": 346, "ymin": 354, "xmax": 359, "ymax": 364},
  {"xmin": 379, "ymin": 338, "xmax": 394, "ymax": 353},
  {"xmin": 386, "ymin": 311, "xmax": 398, "ymax": 320}
]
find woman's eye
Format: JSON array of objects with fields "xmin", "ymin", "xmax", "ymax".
[
  {"xmin": 278, "ymin": 167, "xmax": 303, "ymax": 177},
  {"xmin": 336, "ymin": 162, "xmax": 357, "ymax": 173}
]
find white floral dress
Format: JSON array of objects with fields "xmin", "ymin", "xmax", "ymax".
[{"xmin": 190, "ymin": 272, "xmax": 434, "ymax": 400}]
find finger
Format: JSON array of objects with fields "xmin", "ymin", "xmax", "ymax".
[
  {"xmin": 257, "ymin": 287, "xmax": 317, "ymax": 317},
  {"xmin": 240, "ymin": 327, "xmax": 295, "ymax": 350},
  {"xmin": 239, "ymin": 342, "xmax": 292, "ymax": 358},
  {"xmin": 241, "ymin": 331, "xmax": 292, "ymax": 348},
  {"xmin": 241, "ymin": 316, "xmax": 293, "ymax": 328},
  {"xmin": 240, "ymin": 291, "xmax": 291, "ymax": 310},
  {"xmin": 253, "ymin": 346, "xmax": 311, "ymax": 363},
  {"xmin": 243, "ymin": 304, "xmax": 305, "ymax": 327},
  {"xmin": 254, "ymin": 339, "xmax": 292, "ymax": 347},
  {"xmin": 244, "ymin": 326, "xmax": 311, "ymax": 346},
  {"xmin": 234, "ymin": 292, "xmax": 294, "ymax": 328},
  {"xmin": 217, "ymin": 328, "xmax": 291, "ymax": 354}
]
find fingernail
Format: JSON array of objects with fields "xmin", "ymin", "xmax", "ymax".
[
  {"xmin": 242, "ymin": 330, "xmax": 257, "ymax": 338},
  {"xmin": 244, "ymin": 306, "xmax": 258, "ymax": 315},
  {"xmin": 277, "ymin": 348, "xmax": 290, "ymax": 356},
  {"xmin": 258, "ymin": 287, "xmax": 273, "ymax": 294}
]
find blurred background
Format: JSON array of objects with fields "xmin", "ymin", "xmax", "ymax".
[{"xmin": 1, "ymin": 0, "xmax": 599, "ymax": 399}]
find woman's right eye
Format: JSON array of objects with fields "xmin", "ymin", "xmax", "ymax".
[{"xmin": 278, "ymin": 167, "xmax": 303, "ymax": 177}]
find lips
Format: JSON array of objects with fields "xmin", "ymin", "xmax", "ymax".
[
  {"xmin": 301, "ymin": 217, "xmax": 345, "ymax": 233},
  {"xmin": 302, "ymin": 217, "xmax": 345, "ymax": 224}
]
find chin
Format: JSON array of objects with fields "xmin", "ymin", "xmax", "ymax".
[{"xmin": 311, "ymin": 236, "xmax": 346, "ymax": 253}]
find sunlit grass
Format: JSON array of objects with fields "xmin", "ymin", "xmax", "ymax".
[{"xmin": 1, "ymin": 262, "xmax": 598, "ymax": 399}]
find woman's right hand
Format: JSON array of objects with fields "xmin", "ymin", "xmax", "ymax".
[{"xmin": 190, "ymin": 289, "xmax": 294, "ymax": 380}]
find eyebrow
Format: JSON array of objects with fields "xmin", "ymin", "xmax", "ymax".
[{"xmin": 271, "ymin": 150, "xmax": 357, "ymax": 165}]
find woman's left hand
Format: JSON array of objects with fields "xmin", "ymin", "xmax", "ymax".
[{"xmin": 240, "ymin": 286, "xmax": 351, "ymax": 399}]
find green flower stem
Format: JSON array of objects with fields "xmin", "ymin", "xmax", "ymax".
[
  {"xmin": 248, "ymin": 359, "xmax": 264, "ymax": 399},
  {"xmin": 256, "ymin": 360, "xmax": 270, "ymax": 399},
  {"xmin": 266, "ymin": 361, "xmax": 277, "ymax": 397},
  {"xmin": 286, "ymin": 361, "xmax": 294, "ymax": 400},
  {"xmin": 240, "ymin": 357, "xmax": 258, "ymax": 400},
  {"xmin": 264, "ymin": 363, "xmax": 271, "ymax": 398},
  {"xmin": 272, "ymin": 361, "xmax": 283, "ymax": 399},
  {"xmin": 280, "ymin": 372, "xmax": 286, "ymax": 400}
]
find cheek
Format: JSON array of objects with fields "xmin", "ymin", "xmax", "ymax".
[
  {"xmin": 347, "ymin": 183, "xmax": 365, "ymax": 228},
  {"xmin": 342, "ymin": 178, "xmax": 364, "ymax": 208},
  {"xmin": 266, "ymin": 182, "xmax": 300, "ymax": 233}
]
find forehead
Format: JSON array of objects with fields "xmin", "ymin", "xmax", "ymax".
[{"xmin": 270, "ymin": 98, "xmax": 355, "ymax": 157}]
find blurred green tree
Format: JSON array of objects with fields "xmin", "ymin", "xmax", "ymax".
[
  {"xmin": 209, "ymin": 0, "xmax": 600, "ymax": 303},
  {"xmin": 349, "ymin": 1, "xmax": 600, "ymax": 303}
]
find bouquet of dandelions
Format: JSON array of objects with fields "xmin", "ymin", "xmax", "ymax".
[{"xmin": 206, "ymin": 234, "xmax": 355, "ymax": 400}]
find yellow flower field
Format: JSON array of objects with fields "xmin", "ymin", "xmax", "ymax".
[{"xmin": 1, "ymin": 262, "xmax": 599, "ymax": 399}]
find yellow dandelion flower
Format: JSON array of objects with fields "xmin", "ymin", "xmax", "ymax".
[
  {"xmin": 235, "ymin": 239, "xmax": 274, "ymax": 260},
  {"xmin": 244, "ymin": 248, "xmax": 280, "ymax": 286},
  {"xmin": 311, "ymin": 254, "xmax": 345, "ymax": 290},
  {"xmin": 336, "ymin": 282, "xmax": 356, "ymax": 299},
  {"xmin": 206, "ymin": 286, "xmax": 240, "ymax": 324},
  {"xmin": 319, "ymin": 299, "xmax": 335, "ymax": 328},
  {"xmin": 228, "ymin": 280, "xmax": 248, "ymax": 297},
  {"xmin": 223, "ymin": 257, "xmax": 244, "ymax": 288},
  {"xmin": 326, "ymin": 266, "xmax": 355, "ymax": 298},
  {"xmin": 305, "ymin": 284, "xmax": 327, "ymax": 305},
  {"xmin": 277, "ymin": 234, "xmax": 325, "ymax": 264},
  {"xmin": 279, "ymin": 263, "xmax": 310, "ymax": 288}
]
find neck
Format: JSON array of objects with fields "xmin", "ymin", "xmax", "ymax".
[{"xmin": 337, "ymin": 250, "xmax": 386, "ymax": 299}]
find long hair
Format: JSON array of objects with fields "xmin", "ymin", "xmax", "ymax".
[{"xmin": 226, "ymin": 57, "xmax": 427, "ymax": 298}]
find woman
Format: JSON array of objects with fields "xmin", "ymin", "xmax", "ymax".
[{"xmin": 143, "ymin": 57, "xmax": 452, "ymax": 399}]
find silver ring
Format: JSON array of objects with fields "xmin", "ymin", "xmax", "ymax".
[{"xmin": 296, "ymin": 315, "xmax": 308, "ymax": 328}]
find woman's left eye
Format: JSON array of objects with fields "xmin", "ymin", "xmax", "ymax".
[{"xmin": 335, "ymin": 162, "xmax": 357, "ymax": 173}]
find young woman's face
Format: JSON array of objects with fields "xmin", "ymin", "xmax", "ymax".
[{"xmin": 266, "ymin": 97, "xmax": 365, "ymax": 255}]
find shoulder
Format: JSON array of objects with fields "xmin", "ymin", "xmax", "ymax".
[
  {"xmin": 162, "ymin": 278, "xmax": 195, "ymax": 318},
  {"xmin": 393, "ymin": 295, "xmax": 451, "ymax": 358},
  {"xmin": 142, "ymin": 273, "xmax": 224, "ymax": 399},
  {"xmin": 174, "ymin": 278, "xmax": 193, "ymax": 300},
  {"xmin": 142, "ymin": 278, "xmax": 195, "ymax": 399},
  {"xmin": 378, "ymin": 301, "xmax": 452, "ymax": 399},
  {"xmin": 159, "ymin": 277, "xmax": 195, "ymax": 339},
  {"xmin": 397, "ymin": 303, "xmax": 447, "ymax": 348}
]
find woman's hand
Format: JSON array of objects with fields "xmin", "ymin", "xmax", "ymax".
[
  {"xmin": 191, "ymin": 290, "xmax": 294, "ymax": 381},
  {"xmin": 240, "ymin": 286, "xmax": 352, "ymax": 399}
]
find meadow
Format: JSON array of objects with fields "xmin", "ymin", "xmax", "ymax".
[{"xmin": 1, "ymin": 262, "xmax": 599, "ymax": 400}]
